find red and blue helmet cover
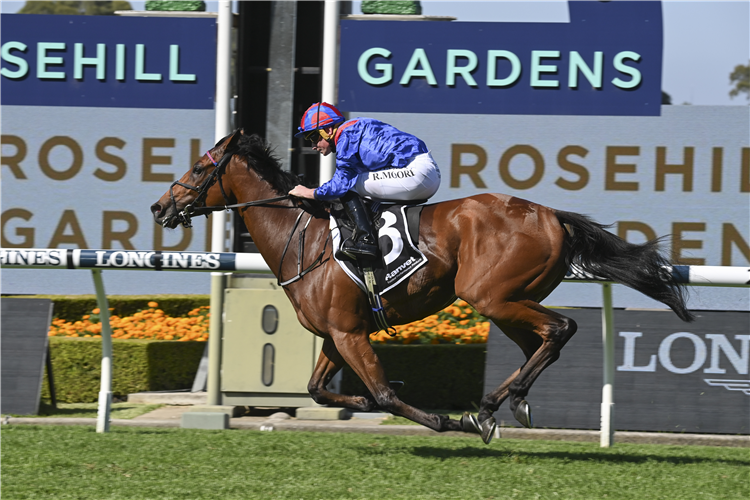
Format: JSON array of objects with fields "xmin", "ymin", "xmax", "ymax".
[{"xmin": 295, "ymin": 102, "xmax": 345, "ymax": 137}]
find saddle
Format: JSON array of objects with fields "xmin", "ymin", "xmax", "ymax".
[{"xmin": 329, "ymin": 200, "xmax": 428, "ymax": 332}]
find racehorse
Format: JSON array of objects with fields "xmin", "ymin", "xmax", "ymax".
[{"xmin": 151, "ymin": 130, "xmax": 693, "ymax": 443}]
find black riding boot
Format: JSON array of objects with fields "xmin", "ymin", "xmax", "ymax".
[{"xmin": 339, "ymin": 192, "xmax": 379, "ymax": 261}]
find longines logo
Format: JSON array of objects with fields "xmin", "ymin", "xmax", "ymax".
[
  {"xmin": 703, "ymin": 379, "xmax": 750, "ymax": 396},
  {"xmin": 618, "ymin": 331, "xmax": 750, "ymax": 396}
]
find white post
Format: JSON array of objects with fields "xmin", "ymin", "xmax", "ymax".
[
  {"xmin": 207, "ymin": 0, "xmax": 233, "ymax": 406},
  {"xmin": 319, "ymin": 0, "xmax": 339, "ymax": 185},
  {"xmin": 600, "ymin": 282, "xmax": 615, "ymax": 447},
  {"xmin": 91, "ymin": 269, "xmax": 112, "ymax": 433}
]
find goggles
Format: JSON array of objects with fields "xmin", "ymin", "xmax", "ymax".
[
  {"xmin": 304, "ymin": 130, "xmax": 321, "ymax": 143},
  {"xmin": 304, "ymin": 127, "xmax": 333, "ymax": 144}
]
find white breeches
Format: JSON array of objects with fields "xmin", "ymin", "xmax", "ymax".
[{"xmin": 354, "ymin": 152, "xmax": 441, "ymax": 201}]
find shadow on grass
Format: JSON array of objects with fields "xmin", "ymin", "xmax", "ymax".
[
  {"xmin": 408, "ymin": 446, "xmax": 511, "ymax": 459},
  {"xmin": 380, "ymin": 410, "xmax": 466, "ymax": 426},
  {"xmin": 410, "ymin": 446, "xmax": 750, "ymax": 466},
  {"xmin": 9, "ymin": 402, "xmax": 164, "ymax": 419},
  {"xmin": 37, "ymin": 403, "xmax": 103, "ymax": 417}
]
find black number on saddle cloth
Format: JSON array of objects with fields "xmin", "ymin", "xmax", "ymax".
[{"xmin": 332, "ymin": 205, "xmax": 428, "ymax": 294}]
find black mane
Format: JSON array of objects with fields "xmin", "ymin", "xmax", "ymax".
[{"xmin": 235, "ymin": 133, "xmax": 311, "ymax": 195}]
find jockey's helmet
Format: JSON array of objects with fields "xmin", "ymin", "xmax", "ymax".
[{"xmin": 295, "ymin": 102, "xmax": 345, "ymax": 140}]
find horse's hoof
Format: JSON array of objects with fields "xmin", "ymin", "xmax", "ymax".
[
  {"xmin": 480, "ymin": 417, "xmax": 497, "ymax": 445},
  {"xmin": 514, "ymin": 400, "xmax": 533, "ymax": 428},
  {"xmin": 389, "ymin": 381, "xmax": 404, "ymax": 393},
  {"xmin": 460, "ymin": 412, "xmax": 481, "ymax": 434}
]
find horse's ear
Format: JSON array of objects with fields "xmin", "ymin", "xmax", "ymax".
[{"xmin": 225, "ymin": 129, "xmax": 242, "ymax": 151}]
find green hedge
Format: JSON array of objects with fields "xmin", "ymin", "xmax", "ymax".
[
  {"xmin": 4, "ymin": 295, "xmax": 210, "ymax": 321},
  {"xmin": 341, "ymin": 344, "xmax": 486, "ymax": 410},
  {"xmin": 145, "ymin": 1, "xmax": 205, "ymax": 11},
  {"xmin": 42, "ymin": 337, "xmax": 205, "ymax": 403},
  {"xmin": 361, "ymin": 1, "xmax": 422, "ymax": 15},
  {"xmin": 41, "ymin": 338, "xmax": 486, "ymax": 408}
]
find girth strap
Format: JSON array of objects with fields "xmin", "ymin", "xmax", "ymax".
[{"xmin": 277, "ymin": 211, "xmax": 330, "ymax": 287}]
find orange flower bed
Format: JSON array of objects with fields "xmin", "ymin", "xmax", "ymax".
[
  {"xmin": 49, "ymin": 300, "xmax": 488, "ymax": 345},
  {"xmin": 370, "ymin": 300, "xmax": 489, "ymax": 345},
  {"xmin": 48, "ymin": 302, "xmax": 210, "ymax": 342}
]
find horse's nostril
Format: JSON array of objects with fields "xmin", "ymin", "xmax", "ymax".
[{"xmin": 150, "ymin": 203, "xmax": 162, "ymax": 216}]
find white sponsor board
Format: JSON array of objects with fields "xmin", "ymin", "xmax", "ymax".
[
  {"xmin": 369, "ymin": 106, "xmax": 750, "ymax": 311},
  {"xmin": 1, "ymin": 106, "xmax": 216, "ymax": 295}
]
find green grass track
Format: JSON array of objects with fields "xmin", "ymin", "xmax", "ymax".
[{"xmin": 2, "ymin": 425, "xmax": 747, "ymax": 500}]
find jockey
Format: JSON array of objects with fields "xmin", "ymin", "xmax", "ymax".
[{"xmin": 288, "ymin": 102, "xmax": 441, "ymax": 261}]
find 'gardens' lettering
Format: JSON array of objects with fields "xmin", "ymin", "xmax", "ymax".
[{"xmin": 358, "ymin": 48, "xmax": 641, "ymax": 90}]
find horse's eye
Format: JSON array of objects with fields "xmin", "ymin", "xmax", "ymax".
[{"xmin": 193, "ymin": 165, "xmax": 203, "ymax": 175}]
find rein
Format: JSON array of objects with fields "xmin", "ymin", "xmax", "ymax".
[
  {"xmin": 167, "ymin": 147, "xmax": 293, "ymax": 228},
  {"xmin": 168, "ymin": 146, "xmax": 328, "ymax": 286},
  {"xmin": 188, "ymin": 195, "xmax": 294, "ymax": 218}
]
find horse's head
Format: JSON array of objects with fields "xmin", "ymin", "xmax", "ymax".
[{"xmin": 151, "ymin": 130, "xmax": 242, "ymax": 229}]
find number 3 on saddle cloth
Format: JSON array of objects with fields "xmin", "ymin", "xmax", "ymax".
[{"xmin": 330, "ymin": 203, "xmax": 428, "ymax": 295}]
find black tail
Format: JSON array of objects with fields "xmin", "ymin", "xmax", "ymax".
[{"xmin": 555, "ymin": 210, "xmax": 694, "ymax": 322}]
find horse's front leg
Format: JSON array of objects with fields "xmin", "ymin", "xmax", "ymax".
[
  {"xmin": 307, "ymin": 337, "xmax": 377, "ymax": 411},
  {"xmin": 331, "ymin": 330, "xmax": 462, "ymax": 433}
]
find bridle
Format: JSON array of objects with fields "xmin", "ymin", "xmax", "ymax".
[
  {"xmin": 165, "ymin": 145, "xmax": 329, "ymax": 286},
  {"xmin": 167, "ymin": 149, "xmax": 229, "ymax": 228},
  {"xmin": 166, "ymin": 147, "xmax": 289, "ymax": 229}
]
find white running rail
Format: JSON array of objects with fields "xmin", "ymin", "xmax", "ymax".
[{"xmin": 2, "ymin": 248, "xmax": 748, "ymax": 444}]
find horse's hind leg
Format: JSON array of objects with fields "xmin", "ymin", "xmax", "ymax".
[
  {"xmin": 477, "ymin": 325, "xmax": 541, "ymax": 425},
  {"xmin": 475, "ymin": 300, "xmax": 577, "ymax": 428},
  {"xmin": 307, "ymin": 338, "xmax": 378, "ymax": 411}
]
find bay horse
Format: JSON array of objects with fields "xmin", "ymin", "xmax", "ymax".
[{"xmin": 151, "ymin": 130, "xmax": 693, "ymax": 443}]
